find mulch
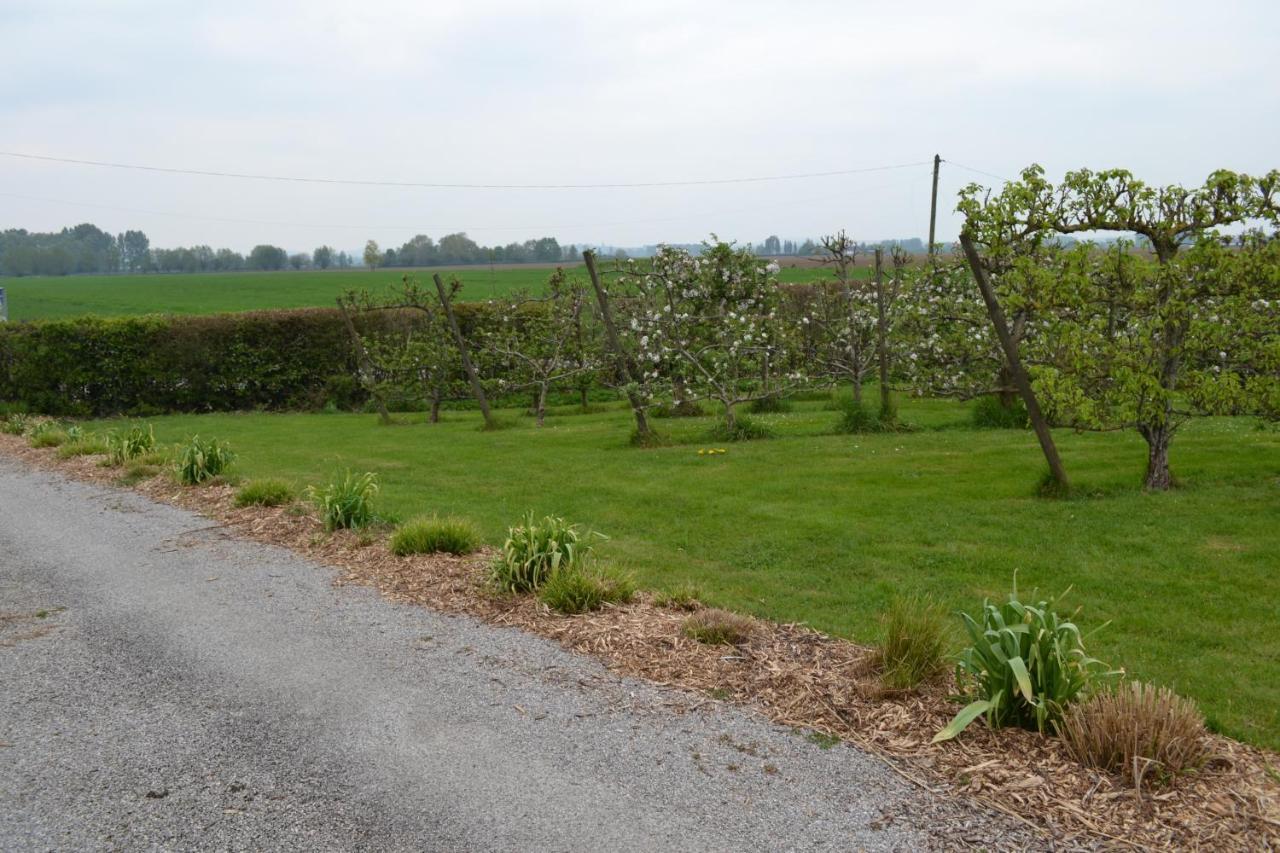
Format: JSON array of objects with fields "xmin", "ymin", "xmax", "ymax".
[{"xmin": 3, "ymin": 432, "xmax": 1277, "ymax": 850}]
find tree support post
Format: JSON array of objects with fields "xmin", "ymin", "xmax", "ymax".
[
  {"xmin": 874, "ymin": 247, "xmax": 892, "ymax": 419},
  {"xmin": 336, "ymin": 298, "xmax": 391, "ymax": 425},
  {"xmin": 959, "ymin": 231, "xmax": 1070, "ymax": 491},
  {"xmin": 583, "ymin": 250, "xmax": 651, "ymax": 439},
  {"xmin": 433, "ymin": 273, "xmax": 495, "ymax": 429}
]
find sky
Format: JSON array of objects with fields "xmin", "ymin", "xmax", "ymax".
[{"xmin": 2, "ymin": 0, "xmax": 1278, "ymax": 254}]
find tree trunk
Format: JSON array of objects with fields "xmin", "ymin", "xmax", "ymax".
[
  {"xmin": 723, "ymin": 402, "xmax": 737, "ymax": 432},
  {"xmin": 429, "ymin": 389, "xmax": 441, "ymax": 424},
  {"xmin": 580, "ymin": 387, "xmax": 588, "ymax": 410},
  {"xmin": 433, "ymin": 273, "xmax": 494, "ymax": 429},
  {"xmin": 997, "ymin": 365, "xmax": 1016, "ymax": 409},
  {"xmin": 584, "ymin": 250, "xmax": 651, "ymax": 440},
  {"xmin": 1140, "ymin": 423, "xmax": 1175, "ymax": 490},
  {"xmin": 852, "ymin": 374, "xmax": 863, "ymax": 404},
  {"xmin": 874, "ymin": 248, "xmax": 892, "ymax": 419},
  {"xmin": 536, "ymin": 385, "xmax": 548, "ymax": 427}
]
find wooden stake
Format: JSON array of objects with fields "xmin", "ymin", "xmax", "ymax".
[
  {"xmin": 582, "ymin": 250, "xmax": 651, "ymax": 439},
  {"xmin": 959, "ymin": 231, "xmax": 1069, "ymax": 490},
  {"xmin": 874, "ymin": 247, "xmax": 892, "ymax": 418},
  {"xmin": 433, "ymin": 273, "xmax": 495, "ymax": 429}
]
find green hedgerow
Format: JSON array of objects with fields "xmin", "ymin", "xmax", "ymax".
[
  {"xmin": 390, "ymin": 515, "xmax": 482, "ymax": 556},
  {"xmin": 174, "ymin": 435, "xmax": 235, "ymax": 485},
  {"xmin": 538, "ymin": 565, "xmax": 634, "ymax": 614},
  {"xmin": 491, "ymin": 512, "xmax": 595, "ymax": 593},
  {"xmin": 308, "ymin": 471, "xmax": 380, "ymax": 531},
  {"xmin": 234, "ymin": 478, "xmax": 297, "ymax": 508}
]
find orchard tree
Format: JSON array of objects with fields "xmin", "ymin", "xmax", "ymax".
[
  {"xmin": 960, "ymin": 165, "xmax": 1280, "ymax": 489},
  {"xmin": 617, "ymin": 240, "xmax": 802, "ymax": 435},
  {"xmin": 480, "ymin": 270, "xmax": 597, "ymax": 426},
  {"xmin": 806, "ymin": 232, "xmax": 877, "ymax": 402},
  {"xmin": 363, "ymin": 240, "xmax": 380, "ymax": 271}
]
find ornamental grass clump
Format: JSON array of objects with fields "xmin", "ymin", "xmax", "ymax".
[
  {"xmin": 390, "ymin": 515, "xmax": 481, "ymax": 556},
  {"xmin": 538, "ymin": 565, "xmax": 634, "ymax": 615},
  {"xmin": 491, "ymin": 513, "xmax": 593, "ymax": 593},
  {"xmin": 682, "ymin": 608, "xmax": 756, "ymax": 646},
  {"xmin": 27, "ymin": 421, "xmax": 69, "ymax": 448},
  {"xmin": 308, "ymin": 471, "xmax": 379, "ymax": 531},
  {"xmin": 174, "ymin": 436, "xmax": 235, "ymax": 485},
  {"xmin": 933, "ymin": 581, "xmax": 1119, "ymax": 742},
  {"xmin": 1060, "ymin": 681, "xmax": 1209, "ymax": 789},
  {"xmin": 58, "ymin": 434, "xmax": 110, "ymax": 459},
  {"xmin": 234, "ymin": 478, "xmax": 296, "ymax": 507},
  {"xmin": 877, "ymin": 595, "xmax": 950, "ymax": 691}
]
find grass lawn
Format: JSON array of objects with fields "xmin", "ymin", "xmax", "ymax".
[
  {"xmin": 90, "ymin": 396, "xmax": 1280, "ymax": 749},
  {"xmin": 0, "ymin": 265, "xmax": 852, "ymax": 321}
]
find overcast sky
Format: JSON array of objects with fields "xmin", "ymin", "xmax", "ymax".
[{"xmin": 2, "ymin": 0, "xmax": 1277, "ymax": 253}]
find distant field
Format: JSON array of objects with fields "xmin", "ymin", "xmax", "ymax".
[{"xmin": 0, "ymin": 263, "xmax": 859, "ymax": 321}]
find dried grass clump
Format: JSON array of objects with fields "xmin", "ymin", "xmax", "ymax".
[
  {"xmin": 681, "ymin": 608, "xmax": 756, "ymax": 645},
  {"xmin": 1060, "ymin": 680, "xmax": 1210, "ymax": 789}
]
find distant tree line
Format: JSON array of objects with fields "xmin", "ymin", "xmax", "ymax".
[{"xmin": 753, "ymin": 235, "xmax": 927, "ymax": 256}]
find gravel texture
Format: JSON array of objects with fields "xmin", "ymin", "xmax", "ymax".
[{"xmin": 0, "ymin": 456, "xmax": 1036, "ymax": 851}]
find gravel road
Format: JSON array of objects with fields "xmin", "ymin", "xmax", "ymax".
[{"xmin": 0, "ymin": 455, "xmax": 1033, "ymax": 851}]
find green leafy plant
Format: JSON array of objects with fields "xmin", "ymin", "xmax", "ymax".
[
  {"xmin": 972, "ymin": 395, "xmax": 1029, "ymax": 429},
  {"xmin": 174, "ymin": 435, "xmax": 235, "ymax": 485},
  {"xmin": 682, "ymin": 608, "xmax": 756, "ymax": 645},
  {"xmin": 833, "ymin": 400, "xmax": 896, "ymax": 434},
  {"xmin": 106, "ymin": 423, "xmax": 156, "ymax": 466},
  {"xmin": 390, "ymin": 515, "xmax": 481, "ymax": 556},
  {"xmin": 748, "ymin": 395, "xmax": 792, "ymax": 414},
  {"xmin": 1, "ymin": 413, "xmax": 29, "ymax": 435},
  {"xmin": 491, "ymin": 513, "xmax": 595, "ymax": 593},
  {"xmin": 1059, "ymin": 680, "xmax": 1209, "ymax": 789},
  {"xmin": 933, "ymin": 581, "xmax": 1118, "ymax": 742},
  {"xmin": 706, "ymin": 414, "xmax": 772, "ymax": 442},
  {"xmin": 308, "ymin": 471, "xmax": 379, "ymax": 530},
  {"xmin": 27, "ymin": 421, "xmax": 69, "ymax": 448},
  {"xmin": 539, "ymin": 565, "xmax": 634, "ymax": 614},
  {"xmin": 234, "ymin": 478, "xmax": 296, "ymax": 507},
  {"xmin": 877, "ymin": 595, "xmax": 950, "ymax": 691}
]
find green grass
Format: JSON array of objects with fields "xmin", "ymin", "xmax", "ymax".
[
  {"xmin": 83, "ymin": 396, "xmax": 1280, "ymax": 749},
  {"xmin": 0, "ymin": 265, "xmax": 842, "ymax": 321}
]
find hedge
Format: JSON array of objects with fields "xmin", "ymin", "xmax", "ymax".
[{"xmin": 0, "ymin": 305, "xmax": 498, "ymax": 417}]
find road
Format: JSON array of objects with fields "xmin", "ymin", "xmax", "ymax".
[{"xmin": 0, "ymin": 455, "xmax": 1028, "ymax": 851}]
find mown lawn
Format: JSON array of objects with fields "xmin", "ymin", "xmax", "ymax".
[
  {"xmin": 0, "ymin": 264, "xmax": 847, "ymax": 321},
  {"xmin": 93, "ymin": 396, "xmax": 1280, "ymax": 749}
]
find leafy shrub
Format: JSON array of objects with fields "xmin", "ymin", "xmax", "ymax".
[
  {"xmin": 933, "ymin": 583, "xmax": 1118, "ymax": 742},
  {"xmin": 390, "ymin": 515, "xmax": 481, "ymax": 556},
  {"xmin": 27, "ymin": 421, "xmax": 69, "ymax": 448},
  {"xmin": 57, "ymin": 435, "xmax": 110, "ymax": 459},
  {"xmin": 491, "ymin": 513, "xmax": 593, "ymax": 593},
  {"xmin": 106, "ymin": 423, "xmax": 156, "ymax": 466},
  {"xmin": 654, "ymin": 584, "xmax": 704, "ymax": 611},
  {"xmin": 539, "ymin": 565, "xmax": 634, "ymax": 614},
  {"xmin": 878, "ymin": 595, "xmax": 950, "ymax": 691},
  {"xmin": 234, "ymin": 479, "xmax": 297, "ymax": 507},
  {"xmin": 308, "ymin": 471, "xmax": 379, "ymax": 531},
  {"xmin": 972, "ymin": 395, "xmax": 1029, "ymax": 429},
  {"xmin": 1060, "ymin": 681, "xmax": 1209, "ymax": 788},
  {"xmin": 682, "ymin": 608, "xmax": 756, "ymax": 645},
  {"xmin": 707, "ymin": 414, "xmax": 772, "ymax": 442},
  {"xmin": 748, "ymin": 395, "xmax": 792, "ymax": 414},
  {"xmin": 174, "ymin": 436, "xmax": 235, "ymax": 485}
]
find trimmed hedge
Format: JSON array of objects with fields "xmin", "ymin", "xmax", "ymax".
[{"xmin": 0, "ymin": 305, "xmax": 496, "ymax": 416}]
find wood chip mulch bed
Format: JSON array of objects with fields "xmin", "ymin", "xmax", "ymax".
[{"xmin": 4, "ymin": 433, "xmax": 1278, "ymax": 850}]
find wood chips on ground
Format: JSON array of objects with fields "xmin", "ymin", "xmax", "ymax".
[{"xmin": 3, "ymin": 432, "xmax": 1278, "ymax": 850}]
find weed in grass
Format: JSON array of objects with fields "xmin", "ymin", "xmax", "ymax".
[
  {"xmin": 682, "ymin": 608, "xmax": 756, "ymax": 645},
  {"xmin": 654, "ymin": 584, "xmax": 704, "ymax": 611},
  {"xmin": 708, "ymin": 687, "xmax": 732, "ymax": 701},
  {"xmin": 27, "ymin": 423, "xmax": 69, "ymax": 448},
  {"xmin": 308, "ymin": 471, "xmax": 379, "ymax": 531},
  {"xmin": 877, "ymin": 595, "xmax": 950, "ymax": 691},
  {"xmin": 972, "ymin": 395, "xmax": 1029, "ymax": 429},
  {"xmin": 174, "ymin": 436, "xmax": 235, "ymax": 485},
  {"xmin": 629, "ymin": 426, "xmax": 671, "ymax": 448},
  {"xmin": 117, "ymin": 462, "xmax": 161, "ymax": 486},
  {"xmin": 1059, "ymin": 681, "xmax": 1208, "ymax": 789},
  {"xmin": 390, "ymin": 515, "xmax": 482, "ymax": 556},
  {"xmin": 805, "ymin": 731, "xmax": 840, "ymax": 750},
  {"xmin": 491, "ymin": 512, "xmax": 594, "ymax": 593},
  {"xmin": 706, "ymin": 415, "xmax": 772, "ymax": 442},
  {"xmin": 234, "ymin": 478, "xmax": 296, "ymax": 507},
  {"xmin": 934, "ymin": 580, "xmax": 1120, "ymax": 742},
  {"xmin": 538, "ymin": 565, "xmax": 634, "ymax": 614},
  {"xmin": 833, "ymin": 400, "xmax": 897, "ymax": 434},
  {"xmin": 106, "ymin": 423, "xmax": 155, "ymax": 466}
]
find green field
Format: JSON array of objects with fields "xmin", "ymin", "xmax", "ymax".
[
  {"xmin": 0, "ymin": 265, "xmax": 849, "ymax": 321},
  {"xmin": 89, "ymin": 396, "xmax": 1280, "ymax": 749}
]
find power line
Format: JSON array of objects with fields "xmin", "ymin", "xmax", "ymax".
[
  {"xmin": 0, "ymin": 150, "xmax": 931, "ymax": 190},
  {"xmin": 942, "ymin": 159, "xmax": 1016, "ymax": 184}
]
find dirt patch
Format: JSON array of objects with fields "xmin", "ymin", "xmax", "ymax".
[{"xmin": 3, "ymin": 431, "xmax": 1278, "ymax": 850}]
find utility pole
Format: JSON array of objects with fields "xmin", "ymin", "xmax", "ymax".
[{"xmin": 928, "ymin": 154, "xmax": 941, "ymax": 255}]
